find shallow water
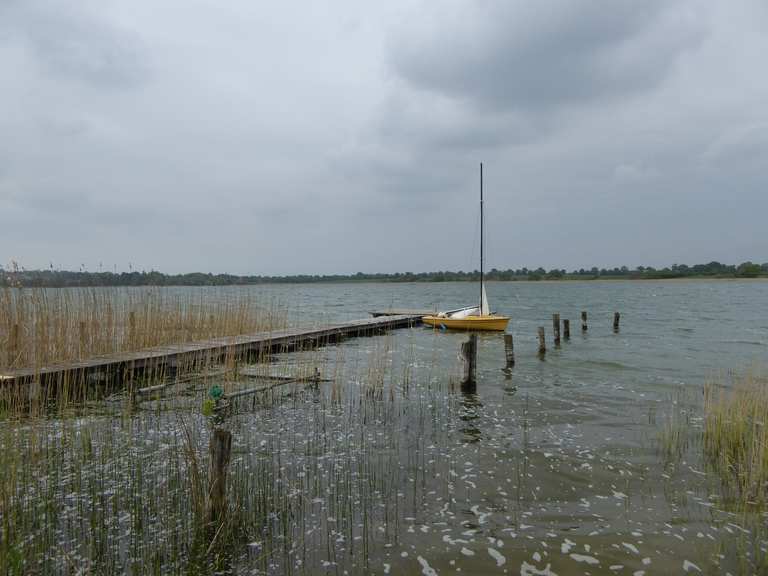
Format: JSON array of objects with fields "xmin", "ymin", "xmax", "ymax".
[{"xmin": 3, "ymin": 280, "xmax": 768, "ymax": 575}]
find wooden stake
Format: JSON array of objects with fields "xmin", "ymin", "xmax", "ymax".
[
  {"xmin": 563, "ymin": 319, "xmax": 570, "ymax": 340},
  {"xmin": 207, "ymin": 428, "xmax": 232, "ymax": 524},
  {"xmin": 613, "ymin": 312, "xmax": 620, "ymax": 332},
  {"xmin": 552, "ymin": 313, "xmax": 561, "ymax": 346},
  {"xmin": 581, "ymin": 311, "xmax": 588, "ymax": 332},
  {"xmin": 504, "ymin": 333, "xmax": 515, "ymax": 369},
  {"xmin": 537, "ymin": 327, "xmax": 546, "ymax": 357},
  {"xmin": 461, "ymin": 334, "xmax": 478, "ymax": 384}
]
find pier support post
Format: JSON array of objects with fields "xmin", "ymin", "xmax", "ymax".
[
  {"xmin": 552, "ymin": 314, "xmax": 561, "ymax": 346},
  {"xmin": 207, "ymin": 428, "xmax": 232, "ymax": 524},
  {"xmin": 563, "ymin": 319, "xmax": 570, "ymax": 340},
  {"xmin": 461, "ymin": 334, "xmax": 477, "ymax": 384},
  {"xmin": 613, "ymin": 312, "xmax": 620, "ymax": 332},
  {"xmin": 504, "ymin": 334, "xmax": 515, "ymax": 370},
  {"xmin": 581, "ymin": 311, "xmax": 588, "ymax": 332},
  {"xmin": 537, "ymin": 327, "xmax": 546, "ymax": 357}
]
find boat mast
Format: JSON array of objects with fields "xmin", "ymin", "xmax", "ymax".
[{"xmin": 480, "ymin": 162, "xmax": 484, "ymax": 314}]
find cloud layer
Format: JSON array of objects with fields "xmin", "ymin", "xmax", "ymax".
[{"xmin": 1, "ymin": 0, "xmax": 766, "ymax": 274}]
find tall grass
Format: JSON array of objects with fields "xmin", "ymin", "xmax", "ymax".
[
  {"xmin": 0, "ymin": 286, "xmax": 287, "ymax": 372},
  {"xmin": 704, "ymin": 370, "xmax": 768, "ymax": 504}
]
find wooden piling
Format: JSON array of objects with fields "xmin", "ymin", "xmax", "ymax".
[
  {"xmin": 581, "ymin": 311, "xmax": 588, "ymax": 332},
  {"xmin": 461, "ymin": 334, "xmax": 478, "ymax": 384},
  {"xmin": 504, "ymin": 333, "xmax": 515, "ymax": 369},
  {"xmin": 537, "ymin": 327, "xmax": 546, "ymax": 357},
  {"xmin": 552, "ymin": 314, "xmax": 561, "ymax": 346},
  {"xmin": 207, "ymin": 428, "xmax": 232, "ymax": 524},
  {"xmin": 563, "ymin": 319, "xmax": 570, "ymax": 340},
  {"xmin": 613, "ymin": 312, "xmax": 620, "ymax": 332}
]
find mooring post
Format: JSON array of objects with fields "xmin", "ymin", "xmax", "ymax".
[
  {"xmin": 461, "ymin": 334, "xmax": 478, "ymax": 384},
  {"xmin": 563, "ymin": 319, "xmax": 570, "ymax": 340},
  {"xmin": 207, "ymin": 428, "xmax": 232, "ymax": 524},
  {"xmin": 504, "ymin": 333, "xmax": 515, "ymax": 369},
  {"xmin": 552, "ymin": 313, "xmax": 561, "ymax": 346},
  {"xmin": 613, "ymin": 312, "xmax": 621, "ymax": 332},
  {"xmin": 537, "ymin": 327, "xmax": 546, "ymax": 357},
  {"xmin": 581, "ymin": 311, "xmax": 588, "ymax": 332}
]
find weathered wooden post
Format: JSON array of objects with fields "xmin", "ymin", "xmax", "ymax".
[
  {"xmin": 504, "ymin": 333, "xmax": 515, "ymax": 369},
  {"xmin": 581, "ymin": 311, "xmax": 588, "ymax": 332},
  {"xmin": 207, "ymin": 428, "xmax": 232, "ymax": 524},
  {"xmin": 552, "ymin": 314, "xmax": 561, "ymax": 346},
  {"xmin": 613, "ymin": 312, "xmax": 620, "ymax": 332},
  {"xmin": 461, "ymin": 334, "xmax": 478, "ymax": 384},
  {"xmin": 537, "ymin": 327, "xmax": 546, "ymax": 357},
  {"xmin": 563, "ymin": 319, "xmax": 570, "ymax": 340}
]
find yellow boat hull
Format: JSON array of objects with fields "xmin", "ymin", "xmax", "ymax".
[{"xmin": 422, "ymin": 315, "xmax": 510, "ymax": 332}]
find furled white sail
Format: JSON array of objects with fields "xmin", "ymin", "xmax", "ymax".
[
  {"xmin": 481, "ymin": 284, "xmax": 490, "ymax": 316},
  {"xmin": 450, "ymin": 306, "xmax": 479, "ymax": 319}
]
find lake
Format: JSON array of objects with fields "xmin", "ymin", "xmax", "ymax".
[{"xmin": 2, "ymin": 280, "xmax": 767, "ymax": 575}]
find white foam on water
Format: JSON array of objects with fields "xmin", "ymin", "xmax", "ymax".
[
  {"xmin": 461, "ymin": 547, "xmax": 475, "ymax": 556},
  {"xmin": 488, "ymin": 547, "xmax": 506, "ymax": 567},
  {"xmin": 622, "ymin": 542, "xmax": 639, "ymax": 554},
  {"xmin": 683, "ymin": 560, "xmax": 702, "ymax": 572},
  {"xmin": 417, "ymin": 556, "xmax": 438, "ymax": 576},
  {"xmin": 520, "ymin": 561, "xmax": 558, "ymax": 576},
  {"xmin": 570, "ymin": 554, "xmax": 599, "ymax": 565}
]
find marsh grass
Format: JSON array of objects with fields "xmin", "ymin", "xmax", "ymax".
[
  {"xmin": 0, "ymin": 327, "xmax": 453, "ymax": 574},
  {"xmin": 704, "ymin": 369, "xmax": 768, "ymax": 505},
  {"xmin": 0, "ymin": 286, "xmax": 287, "ymax": 372}
]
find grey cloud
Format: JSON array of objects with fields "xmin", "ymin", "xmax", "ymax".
[
  {"xmin": 1, "ymin": 0, "xmax": 766, "ymax": 274},
  {"xmin": 390, "ymin": 1, "xmax": 706, "ymax": 111},
  {"xmin": 0, "ymin": 0, "xmax": 150, "ymax": 88}
]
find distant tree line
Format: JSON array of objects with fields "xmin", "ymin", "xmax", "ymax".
[{"xmin": 1, "ymin": 261, "xmax": 766, "ymax": 288}]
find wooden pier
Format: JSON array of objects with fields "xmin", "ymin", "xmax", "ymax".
[
  {"xmin": 0, "ymin": 314, "xmax": 423, "ymax": 387},
  {"xmin": 369, "ymin": 308, "xmax": 435, "ymax": 317}
]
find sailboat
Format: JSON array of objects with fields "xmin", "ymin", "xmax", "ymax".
[{"xmin": 422, "ymin": 163, "xmax": 510, "ymax": 332}]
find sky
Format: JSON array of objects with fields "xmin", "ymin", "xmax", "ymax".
[{"xmin": 1, "ymin": 0, "xmax": 767, "ymax": 275}]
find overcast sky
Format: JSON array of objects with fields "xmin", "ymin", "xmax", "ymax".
[{"xmin": 1, "ymin": 0, "xmax": 766, "ymax": 275}]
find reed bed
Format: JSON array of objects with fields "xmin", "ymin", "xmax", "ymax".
[
  {"xmin": 0, "ymin": 329, "xmax": 462, "ymax": 574},
  {"xmin": 704, "ymin": 370, "xmax": 768, "ymax": 505},
  {"xmin": 0, "ymin": 286, "xmax": 288, "ymax": 372}
]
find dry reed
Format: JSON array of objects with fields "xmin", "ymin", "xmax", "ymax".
[{"xmin": 0, "ymin": 286, "xmax": 287, "ymax": 372}]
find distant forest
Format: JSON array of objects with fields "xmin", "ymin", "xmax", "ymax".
[{"xmin": 1, "ymin": 261, "xmax": 766, "ymax": 287}]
